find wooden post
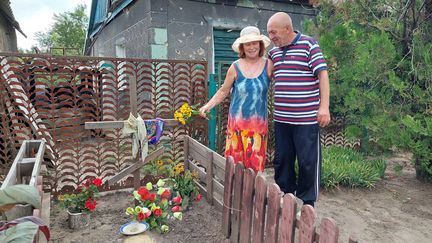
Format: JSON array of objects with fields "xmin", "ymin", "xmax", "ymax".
[
  {"xmin": 279, "ymin": 193, "xmax": 297, "ymax": 243},
  {"xmin": 222, "ymin": 156, "xmax": 235, "ymax": 238},
  {"xmin": 318, "ymin": 218, "xmax": 339, "ymax": 243},
  {"xmin": 265, "ymin": 183, "xmax": 282, "ymax": 243},
  {"xmin": 231, "ymin": 162, "xmax": 245, "ymax": 243},
  {"xmin": 128, "ymin": 74, "xmax": 140, "ymax": 192},
  {"xmin": 252, "ymin": 175, "xmax": 267, "ymax": 243},
  {"xmin": 239, "ymin": 168, "xmax": 255, "ymax": 243},
  {"xmin": 298, "ymin": 205, "xmax": 317, "ymax": 243},
  {"xmin": 184, "ymin": 135, "xmax": 189, "ymax": 170},
  {"xmin": 206, "ymin": 150, "xmax": 213, "ymax": 205}
]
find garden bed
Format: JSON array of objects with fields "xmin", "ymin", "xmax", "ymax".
[{"xmin": 49, "ymin": 190, "xmax": 224, "ymax": 243}]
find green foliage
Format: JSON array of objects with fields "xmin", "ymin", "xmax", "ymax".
[
  {"xmin": 57, "ymin": 178, "xmax": 102, "ymax": 213},
  {"xmin": 35, "ymin": 4, "xmax": 88, "ymax": 53},
  {"xmin": 306, "ymin": 0, "xmax": 432, "ymax": 181},
  {"xmin": 321, "ymin": 146, "xmax": 386, "ymax": 189}
]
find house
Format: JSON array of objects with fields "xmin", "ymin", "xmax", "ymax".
[
  {"xmin": 0, "ymin": 0, "xmax": 26, "ymax": 52},
  {"xmin": 85, "ymin": 0, "xmax": 316, "ymax": 72}
]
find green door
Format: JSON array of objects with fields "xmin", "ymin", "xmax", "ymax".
[{"xmin": 210, "ymin": 28, "xmax": 240, "ymax": 153}]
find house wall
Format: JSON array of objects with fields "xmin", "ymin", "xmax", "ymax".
[
  {"xmin": 0, "ymin": 14, "xmax": 18, "ymax": 52},
  {"xmin": 89, "ymin": 0, "xmax": 315, "ymax": 70}
]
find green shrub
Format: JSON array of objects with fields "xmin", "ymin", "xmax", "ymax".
[{"xmin": 321, "ymin": 146, "xmax": 386, "ymax": 189}]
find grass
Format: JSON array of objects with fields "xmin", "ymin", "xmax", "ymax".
[
  {"xmin": 321, "ymin": 146, "xmax": 386, "ymax": 189},
  {"xmin": 393, "ymin": 163, "xmax": 403, "ymax": 176}
]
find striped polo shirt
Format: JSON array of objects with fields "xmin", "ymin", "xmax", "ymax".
[{"xmin": 268, "ymin": 31, "xmax": 328, "ymax": 125}]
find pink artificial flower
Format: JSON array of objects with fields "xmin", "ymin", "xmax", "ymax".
[
  {"xmin": 172, "ymin": 205, "xmax": 182, "ymax": 212},
  {"xmin": 172, "ymin": 196, "xmax": 182, "ymax": 205},
  {"xmin": 161, "ymin": 189, "xmax": 170, "ymax": 199}
]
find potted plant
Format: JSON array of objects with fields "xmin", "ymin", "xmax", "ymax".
[{"xmin": 57, "ymin": 178, "xmax": 103, "ymax": 229}]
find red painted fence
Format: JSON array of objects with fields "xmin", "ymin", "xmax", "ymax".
[{"xmin": 222, "ymin": 156, "xmax": 351, "ymax": 243}]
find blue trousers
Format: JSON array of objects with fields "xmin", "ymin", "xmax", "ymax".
[{"xmin": 273, "ymin": 122, "xmax": 321, "ymax": 203}]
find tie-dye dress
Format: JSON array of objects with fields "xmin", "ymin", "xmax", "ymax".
[{"xmin": 225, "ymin": 60, "xmax": 269, "ymax": 172}]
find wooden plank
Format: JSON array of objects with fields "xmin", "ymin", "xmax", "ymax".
[
  {"xmin": 39, "ymin": 192, "xmax": 50, "ymax": 243},
  {"xmin": 108, "ymin": 147, "xmax": 164, "ymax": 186},
  {"xmin": 189, "ymin": 161, "xmax": 206, "ymax": 182},
  {"xmin": 265, "ymin": 183, "xmax": 282, "ymax": 243},
  {"xmin": 298, "ymin": 205, "xmax": 317, "ymax": 243},
  {"xmin": 193, "ymin": 178, "xmax": 224, "ymax": 211},
  {"xmin": 206, "ymin": 150, "xmax": 214, "ymax": 205},
  {"xmin": 129, "ymin": 74, "xmax": 138, "ymax": 116},
  {"xmin": 189, "ymin": 162, "xmax": 224, "ymax": 201},
  {"xmin": 29, "ymin": 141, "xmax": 45, "ymax": 187},
  {"xmin": 213, "ymin": 153, "xmax": 225, "ymax": 182},
  {"xmin": 1, "ymin": 139, "xmax": 27, "ymax": 188},
  {"xmin": 84, "ymin": 119, "xmax": 178, "ymax": 130},
  {"xmin": 188, "ymin": 136, "xmax": 212, "ymax": 158},
  {"xmin": 252, "ymin": 175, "xmax": 267, "ymax": 243},
  {"xmin": 189, "ymin": 145, "xmax": 209, "ymax": 168},
  {"xmin": 230, "ymin": 162, "xmax": 245, "ymax": 243},
  {"xmin": 239, "ymin": 168, "xmax": 256, "ymax": 243},
  {"xmin": 21, "ymin": 158, "xmax": 36, "ymax": 163},
  {"xmin": 184, "ymin": 136, "xmax": 190, "ymax": 171},
  {"xmin": 222, "ymin": 156, "xmax": 235, "ymax": 238},
  {"xmin": 318, "ymin": 218, "xmax": 339, "ymax": 243},
  {"xmin": 213, "ymin": 179, "xmax": 224, "ymax": 198},
  {"xmin": 279, "ymin": 193, "xmax": 297, "ymax": 243}
]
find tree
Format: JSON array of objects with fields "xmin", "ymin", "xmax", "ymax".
[
  {"xmin": 306, "ymin": 0, "xmax": 432, "ymax": 181},
  {"xmin": 35, "ymin": 4, "xmax": 88, "ymax": 54}
]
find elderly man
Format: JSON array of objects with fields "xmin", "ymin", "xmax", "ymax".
[{"xmin": 267, "ymin": 12, "xmax": 330, "ymax": 207}]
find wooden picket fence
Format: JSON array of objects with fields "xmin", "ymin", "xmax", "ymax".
[{"xmin": 184, "ymin": 135, "xmax": 358, "ymax": 243}]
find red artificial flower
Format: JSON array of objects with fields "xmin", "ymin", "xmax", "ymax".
[
  {"xmin": 137, "ymin": 212, "xmax": 146, "ymax": 221},
  {"xmin": 195, "ymin": 194, "xmax": 202, "ymax": 202},
  {"xmin": 148, "ymin": 193, "xmax": 156, "ymax": 202},
  {"xmin": 93, "ymin": 178, "xmax": 102, "ymax": 187},
  {"xmin": 153, "ymin": 208, "xmax": 162, "ymax": 217},
  {"xmin": 172, "ymin": 196, "xmax": 182, "ymax": 205},
  {"xmin": 161, "ymin": 189, "xmax": 170, "ymax": 199},
  {"xmin": 172, "ymin": 205, "xmax": 182, "ymax": 212},
  {"xmin": 85, "ymin": 198, "xmax": 97, "ymax": 211},
  {"xmin": 137, "ymin": 186, "xmax": 149, "ymax": 196}
]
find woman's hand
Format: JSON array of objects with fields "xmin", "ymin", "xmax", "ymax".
[{"xmin": 199, "ymin": 105, "xmax": 210, "ymax": 118}]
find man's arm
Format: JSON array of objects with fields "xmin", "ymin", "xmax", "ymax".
[{"xmin": 317, "ymin": 70, "xmax": 330, "ymax": 127}]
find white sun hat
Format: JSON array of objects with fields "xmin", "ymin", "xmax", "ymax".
[{"xmin": 231, "ymin": 26, "xmax": 271, "ymax": 53}]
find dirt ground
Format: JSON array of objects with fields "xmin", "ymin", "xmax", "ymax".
[
  {"xmin": 50, "ymin": 152, "xmax": 432, "ymax": 243},
  {"xmin": 316, "ymin": 153, "xmax": 432, "ymax": 243}
]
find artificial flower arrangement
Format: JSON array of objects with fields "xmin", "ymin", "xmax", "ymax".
[
  {"xmin": 143, "ymin": 159, "xmax": 202, "ymax": 209},
  {"xmin": 125, "ymin": 179, "xmax": 184, "ymax": 233},
  {"xmin": 58, "ymin": 178, "xmax": 103, "ymax": 213},
  {"xmin": 173, "ymin": 103, "xmax": 208, "ymax": 125}
]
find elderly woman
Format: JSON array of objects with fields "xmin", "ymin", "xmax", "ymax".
[{"xmin": 200, "ymin": 26, "xmax": 273, "ymax": 172}]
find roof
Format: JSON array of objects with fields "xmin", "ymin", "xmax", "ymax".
[{"xmin": 0, "ymin": 0, "xmax": 26, "ymax": 37}]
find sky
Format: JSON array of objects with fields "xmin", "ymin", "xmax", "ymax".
[{"xmin": 10, "ymin": 0, "xmax": 92, "ymax": 50}]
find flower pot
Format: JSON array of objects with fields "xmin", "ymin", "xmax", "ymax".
[{"xmin": 67, "ymin": 210, "xmax": 91, "ymax": 229}]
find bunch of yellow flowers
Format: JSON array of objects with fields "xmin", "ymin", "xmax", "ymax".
[{"xmin": 173, "ymin": 103, "xmax": 199, "ymax": 125}]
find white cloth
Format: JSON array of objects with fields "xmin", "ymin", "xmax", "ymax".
[{"xmin": 122, "ymin": 113, "xmax": 148, "ymax": 160}]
